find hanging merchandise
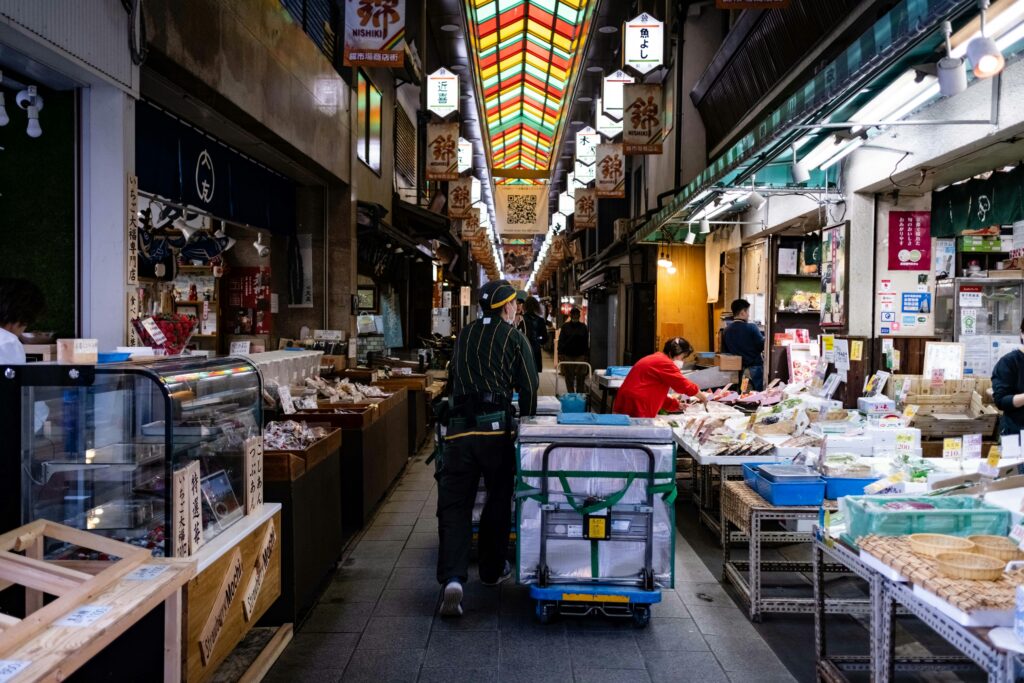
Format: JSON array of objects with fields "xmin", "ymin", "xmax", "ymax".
[
  {"xmin": 426, "ymin": 122, "xmax": 460, "ymax": 180},
  {"xmin": 426, "ymin": 67, "xmax": 459, "ymax": 118},
  {"xmin": 596, "ymin": 144, "xmax": 626, "ymax": 198},
  {"xmin": 495, "ymin": 184, "xmax": 549, "ymax": 235},
  {"xmin": 575, "ymin": 188, "xmax": 597, "ymax": 229},
  {"xmin": 623, "ymin": 13, "xmax": 664, "ymax": 75},
  {"xmin": 448, "ymin": 177, "xmax": 473, "ymax": 219},
  {"xmin": 343, "ymin": 0, "xmax": 406, "ymax": 68},
  {"xmin": 622, "ymin": 84, "xmax": 665, "ymax": 155}
]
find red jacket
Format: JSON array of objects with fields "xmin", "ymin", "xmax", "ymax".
[{"xmin": 613, "ymin": 352, "xmax": 701, "ymax": 418}]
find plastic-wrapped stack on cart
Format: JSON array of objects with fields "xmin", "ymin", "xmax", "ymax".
[{"xmin": 516, "ymin": 416, "xmax": 676, "ymax": 621}]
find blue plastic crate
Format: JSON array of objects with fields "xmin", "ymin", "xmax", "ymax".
[
  {"xmin": 558, "ymin": 393, "xmax": 587, "ymax": 413},
  {"xmin": 824, "ymin": 476, "xmax": 879, "ymax": 501},
  {"xmin": 754, "ymin": 471, "xmax": 825, "ymax": 506},
  {"xmin": 606, "ymin": 366, "xmax": 633, "ymax": 377},
  {"xmin": 742, "ymin": 464, "xmax": 760, "ymax": 489}
]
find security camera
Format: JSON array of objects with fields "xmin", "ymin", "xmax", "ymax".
[{"xmin": 253, "ymin": 233, "xmax": 270, "ymax": 258}]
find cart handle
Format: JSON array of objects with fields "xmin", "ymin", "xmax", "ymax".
[
  {"xmin": 539, "ymin": 442, "xmax": 656, "ymax": 506},
  {"xmin": 554, "ymin": 362, "xmax": 593, "ymax": 398}
]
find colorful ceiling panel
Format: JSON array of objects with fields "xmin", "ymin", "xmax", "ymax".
[{"xmin": 465, "ymin": 0, "xmax": 596, "ymax": 179}]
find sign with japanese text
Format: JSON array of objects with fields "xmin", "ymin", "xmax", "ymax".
[
  {"xmin": 242, "ymin": 521, "xmax": 276, "ymax": 621},
  {"xmin": 888, "ymin": 211, "xmax": 930, "ymax": 270},
  {"xmin": 244, "ymin": 435, "xmax": 264, "ymax": 515},
  {"xmin": 187, "ymin": 460, "xmax": 203, "ymax": 554},
  {"xmin": 623, "ymin": 13, "xmax": 664, "ymax": 75},
  {"xmin": 426, "ymin": 122, "xmax": 459, "ymax": 181},
  {"xmin": 470, "ymin": 176, "xmax": 481, "ymax": 204},
  {"xmin": 448, "ymin": 177, "xmax": 473, "ymax": 219},
  {"xmin": 457, "ymin": 137, "xmax": 473, "ymax": 172},
  {"xmin": 344, "ymin": 0, "xmax": 406, "ymax": 68},
  {"xmin": 959, "ymin": 285, "xmax": 983, "ymax": 308},
  {"xmin": 559, "ymin": 191, "xmax": 575, "ymax": 216},
  {"xmin": 427, "ymin": 67, "xmax": 459, "ymax": 118},
  {"xmin": 595, "ymin": 98, "xmax": 622, "ymax": 138},
  {"xmin": 602, "ymin": 70, "xmax": 635, "ymax": 118},
  {"xmin": 172, "ymin": 466, "xmax": 190, "ymax": 558},
  {"xmin": 495, "ymin": 184, "xmax": 548, "ymax": 235},
  {"xmin": 622, "ymin": 84, "xmax": 664, "ymax": 154},
  {"xmin": 127, "ymin": 290, "xmax": 141, "ymax": 347},
  {"xmin": 551, "ymin": 212, "xmax": 567, "ymax": 234},
  {"xmin": 462, "ymin": 207, "xmax": 481, "ymax": 239},
  {"xmin": 575, "ymin": 126, "xmax": 600, "ymax": 164},
  {"xmin": 575, "ymin": 158, "xmax": 596, "ymax": 185},
  {"xmin": 575, "ymin": 188, "xmax": 597, "ymax": 229},
  {"xmin": 596, "ymin": 144, "xmax": 626, "ymax": 198},
  {"xmin": 127, "ymin": 175, "xmax": 139, "ymax": 285}
]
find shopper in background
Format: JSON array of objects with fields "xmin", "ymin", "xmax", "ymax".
[
  {"xmin": 0, "ymin": 277, "xmax": 45, "ymax": 364},
  {"xmin": 514, "ymin": 292, "xmax": 527, "ymax": 335},
  {"xmin": 723, "ymin": 298, "xmax": 766, "ymax": 391},
  {"xmin": 613, "ymin": 337, "xmax": 706, "ymax": 418},
  {"xmin": 991, "ymin": 319, "xmax": 1024, "ymax": 435},
  {"xmin": 523, "ymin": 296, "xmax": 548, "ymax": 372},
  {"xmin": 435, "ymin": 279, "xmax": 538, "ymax": 618},
  {"xmin": 557, "ymin": 307, "xmax": 589, "ymax": 393}
]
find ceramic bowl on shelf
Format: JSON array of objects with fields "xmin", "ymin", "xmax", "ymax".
[{"xmin": 19, "ymin": 331, "xmax": 55, "ymax": 344}]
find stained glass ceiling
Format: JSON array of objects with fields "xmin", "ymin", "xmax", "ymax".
[{"xmin": 464, "ymin": 0, "xmax": 596, "ymax": 181}]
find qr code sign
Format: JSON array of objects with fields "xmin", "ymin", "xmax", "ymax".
[{"xmin": 507, "ymin": 195, "xmax": 537, "ymax": 225}]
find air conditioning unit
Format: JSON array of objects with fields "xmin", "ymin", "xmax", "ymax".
[{"xmin": 613, "ymin": 218, "xmax": 634, "ymax": 241}]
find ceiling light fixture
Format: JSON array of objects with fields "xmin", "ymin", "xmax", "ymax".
[
  {"xmin": 790, "ymin": 143, "xmax": 810, "ymax": 184},
  {"xmin": 586, "ymin": 66, "xmax": 604, "ymax": 73},
  {"xmin": 598, "ymin": 25, "xmax": 618, "ymax": 34},
  {"xmin": 937, "ymin": 20, "xmax": 968, "ymax": 97},
  {"xmin": 441, "ymin": 23, "xmax": 460, "ymax": 32},
  {"xmin": 15, "ymin": 85, "xmax": 43, "ymax": 138},
  {"xmin": 253, "ymin": 232, "xmax": 270, "ymax": 258},
  {"xmin": 967, "ymin": 0, "xmax": 1005, "ymax": 78},
  {"xmin": 684, "ymin": 230, "xmax": 697, "ymax": 245},
  {"xmin": 578, "ymin": 96, "xmax": 593, "ymax": 103},
  {"xmin": 698, "ymin": 218, "xmax": 711, "ymax": 234}
]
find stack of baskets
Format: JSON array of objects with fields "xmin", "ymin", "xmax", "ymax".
[{"xmin": 909, "ymin": 533, "xmax": 1021, "ymax": 581}]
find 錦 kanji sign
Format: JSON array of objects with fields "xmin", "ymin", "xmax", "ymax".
[
  {"xmin": 344, "ymin": 0, "xmax": 406, "ymax": 68},
  {"xmin": 575, "ymin": 188, "xmax": 597, "ymax": 229},
  {"xmin": 596, "ymin": 144, "xmax": 626, "ymax": 198},
  {"xmin": 426, "ymin": 123, "xmax": 460, "ymax": 180},
  {"xmin": 622, "ymin": 84, "xmax": 664, "ymax": 154}
]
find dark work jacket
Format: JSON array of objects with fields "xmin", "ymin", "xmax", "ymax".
[
  {"xmin": 523, "ymin": 312, "xmax": 548, "ymax": 370},
  {"xmin": 558, "ymin": 321, "xmax": 589, "ymax": 358},
  {"xmin": 722, "ymin": 320, "xmax": 765, "ymax": 368},
  {"xmin": 992, "ymin": 349, "xmax": 1024, "ymax": 434}
]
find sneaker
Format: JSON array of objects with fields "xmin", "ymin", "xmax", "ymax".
[
  {"xmin": 438, "ymin": 580, "xmax": 463, "ymax": 617},
  {"xmin": 481, "ymin": 561, "xmax": 512, "ymax": 587}
]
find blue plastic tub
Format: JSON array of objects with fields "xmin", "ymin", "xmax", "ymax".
[
  {"xmin": 742, "ymin": 464, "xmax": 760, "ymax": 489},
  {"xmin": 753, "ymin": 471, "xmax": 825, "ymax": 506},
  {"xmin": 558, "ymin": 393, "xmax": 587, "ymax": 413},
  {"xmin": 556, "ymin": 413, "xmax": 631, "ymax": 426},
  {"xmin": 606, "ymin": 366, "xmax": 632, "ymax": 377},
  {"xmin": 824, "ymin": 476, "xmax": 879, "ymax": 501},
  {"xmin": 97, "ymin": 352, "xmax": 131, "ymax": 364}
]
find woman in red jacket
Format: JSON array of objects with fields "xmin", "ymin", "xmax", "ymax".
[{"xmin": 613, "ymin": 338, "xmax": 706, "ymax": 418}]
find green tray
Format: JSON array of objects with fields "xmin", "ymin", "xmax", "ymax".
[{"xmin": 840, "ymin": 495, "xmax": 1010, "ymax": 540}]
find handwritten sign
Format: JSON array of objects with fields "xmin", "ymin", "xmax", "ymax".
[
  {"xmin": 172, "ymin": 466, "xmax": 190, "ymax": 558},
  {"xmin": 0, "ymin": 661, "xmax": 31, "ymax": 682},
  {"xmin": 188, "ymin": 460, "xmax": 204, "ymax": 553},
  {"xmin": 942, "ymin": 437, "xmax": 963, "ymax": 461},
  {"xmin": 821, "ymin": 335, "xmax": 836, "ymax": 362},
  {"xmin": 850, "ymin": 339, "xmax": 863, "ymax": 362},
  {"xmin": 229, "ymin": 341, "xmax": 252, "ymax": 355},
  {"xmin": 199, "ymin": 548, "xmax": 244, "ymax": 664},
  {"xmin": 55, "ymin": 604, "xmax": 111, "ymax": 627},
  {"xmin": 242, "ymin": 521, "xmax": 277, "ymax": 621},
  {"xmin": 244, "ymin": 436, "xmax": 264, "ymax": 515},
  {"xmin": 126, "ymin": 564, "xmax": 170, "ymax": 581},
  {"xmin": 126, "ymin": 175, "xmax": 139, "ymax": 286},
  {"xmin": 278, "ymin": 385, "xmax": 296, "ymax": 415},
  {"xmin": 963, "ymin": 434, "xmax": 983, "ymax": 459}
]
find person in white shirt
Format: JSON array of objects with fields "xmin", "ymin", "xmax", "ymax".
[{"xmin": 0, "ymin": 278, "xmax": 45, "ymax": 364}]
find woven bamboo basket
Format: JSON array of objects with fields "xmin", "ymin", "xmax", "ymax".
[
  {"xmin": 934, "ymin": 551, "xmax": 1005, "ymax": 580},
  {"xmin": 908, "ymin": 533, "xmax": 976, "ymax": 558},
  {"xmin": 968, "ymin": 535, "xmax": 1023, "ymax": 562}
]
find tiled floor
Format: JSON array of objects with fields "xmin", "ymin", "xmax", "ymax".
[{"xmin": 266, "ymin": 444, "xmax": 797, "ymax": 683}]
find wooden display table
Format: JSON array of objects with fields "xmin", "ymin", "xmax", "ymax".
[{"xmin": 0, "ymin": 521, "xmax": 194, "ymax": 683}]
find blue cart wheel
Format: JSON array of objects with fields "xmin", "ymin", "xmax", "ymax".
[{"xmin": 632, "ymin": 605, "xmax": 651, "ymax": 629}]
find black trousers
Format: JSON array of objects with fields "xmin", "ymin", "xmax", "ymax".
[{"xmin": 435, "ymin": 431, "xmax": 515, "ymax": 585}]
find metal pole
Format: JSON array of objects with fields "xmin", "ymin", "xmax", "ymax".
[{"xmin": 416, "ymin": 0, "xmax": 429, "ymax": 206}]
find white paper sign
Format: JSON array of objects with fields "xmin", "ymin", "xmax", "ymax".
[
  {"xmin": 126, "ymin": 564, "xmax": 170, "ymax": 581},
  {"xmin": 623, "ymin": 13, "xmax": 664, "ymax": 74},
  {"xmin": 833, "ymin": 339, "xmax": 850, "ymax": 372},
  {"xmin": 140, "ymin": 317, "xmax": 167, "ymax": 345},
  {"xmin": 460, "ymin": 286, "xmax": 471, "ymax": 308},
  {"xmin": 56, "ymin": 604, "xmax": 112, "ymax": 627},
  {"xmin": 229, "ymin": 341, "xmax": 252, "ymax": 355},
  {"xmin": 1002, "ymin": 433, "xmax": 1022, "ymax": 460},
  {"xmin": 426, "ymin": 67, "xmax": 459, "ymax": 118},
  {"xmin": 278, "ymin": 385, "xmax": 296, "ymax": 414},
  {"xmin": 0, "ymin": 661, "xmax": 31, "ymax": 682},
  {"xmin": 963, "ymin": 434, "xmax": 983, "ymax": 459},
  {"xmin": 959, "ymin": 290, "xmax": 983, "ymax": 308}
]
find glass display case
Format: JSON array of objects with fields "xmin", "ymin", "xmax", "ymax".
[
  {"xmin": 0, "ymin": 356, "xmax": 262, "ymax": 557},
  {"xmin": 933, "ymin": 277, "xmax": 1024, "ymax": 377}
]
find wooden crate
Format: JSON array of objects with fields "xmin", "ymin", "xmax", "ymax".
[
  {"xmin": 264, "ymin": 429, "xmax": 342, "ymax": 482},
  {"xmin": 294, "ymin": 406, "xmax": 378, "ymax": 429},
  {"xmin": 886, "ymin": 376, "xmax": 995, "ymax": 412},
  {"xmin": 912, "ymin": 391, "xmax": 999, "ymax": 438}
]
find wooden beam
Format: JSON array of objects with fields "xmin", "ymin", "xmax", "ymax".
[
  {"xmin": 0, "ymin": 552, "xmax": 89, "ymax": 596},
  {"xmin": 238, "ymin": 624, "xmax": 293, "ymax": 683},
  {"xmin": 0, "ymin": 612, "xmax": 20, "ymax": 631},
  {"xmin": 163, "ymin": 590, "xmax": 182, "ymax": 683}
]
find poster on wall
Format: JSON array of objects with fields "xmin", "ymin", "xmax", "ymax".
[
  {"xmin": 448, "ymin": 177, "xmax": 472, "ymax": 219},
  {"xmin": 289, "ymin": 234, "xmax": 313, "ymax": 308},
  {"xmin": 343, "ymin": 0, "xmax": 406, "ymax": 68},
  {"xmin": 596, "ymin": 144, "xmax": 626, "ymax": 198},
  {"xmin": 820, "ymin": 223, "xmax": 848, "ymax": 328},
  {"xmin": 622, "ymin": 84, "xmax": 664, "ymax": 154},
  {"xmin": 575, "ymin": 188, "xmax": 597, "ymax": 229},
  {"xmin": 934, "ymin": 238, "xmax": 956, "ymax": 279},
  {"xmin": 888, "ymin": 211, "xmax": 931, "ymax": 270},
  {"xmin": 426, "ymin": 123, "xmax": 460, "ymax": 181},
  {"xmin": 495, "ymin": 184, "xmax": 548, "ymax": 235}
]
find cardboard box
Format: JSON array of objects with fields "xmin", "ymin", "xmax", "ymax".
[
  {"xmin": 56, "ymin": 338, "xmax": 98, "ymax": 364},
  {"xmin": 320, "ymin": 355, "xmax": 348, "ymax": 372},
  {"xmin": 715, "ymin": 354, "xmax": 744, "ymax": 371}
]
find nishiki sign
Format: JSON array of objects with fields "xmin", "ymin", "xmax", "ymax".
[
  {"xmin": 622, "ymin": 84, "xmax": 664, "ymax": 154},
  {"xmin": 426, "ymin": 123, "xmax": 459, "ymax": 181},
  {"xmin": 344, "ymin": 0, "xmax": 406, "ymax": 68}
]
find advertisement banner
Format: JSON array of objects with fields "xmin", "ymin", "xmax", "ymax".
[
  {"xmin": 426, "ymin": 123, "xmax": 460, "ymax": 181},
  {"xmin": 596, "ymin": 144, "xmax": 626, "ymax": 198},
  {"xmin": 495, "ymin": 185, "xmax": 548, "ymax": 235},
  {"xmin": 622, "ymin": 84, "xmax": 664, "ymax": 154},
  {"xmin": 575, "ymin": 188, "xmax": 597, "ymax": 229},
  {"xmin": 888, "ymin": 211, "xmax": 931, "ymax": 270},
  {"xmin": 448, "ymin": 177, "xmax": 473, "ymax": 219},
  {"xmin": 344, "ymin": 0, "xmax": 406, "ymax": 68}
]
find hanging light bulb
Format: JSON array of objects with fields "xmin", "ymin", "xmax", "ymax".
[
  {"xmin": 667, "ymin": 265, "xmax": 677, "ymax": 275},
  {"xmin": 967, "ymin": 0, "xmax": 1005, "ymax": 78},
  {"xmin": 25, "ymin": 105, "xmax": 41, "ymax": 138},
  {"xmin": 16, "ymin": 85, "xmax": 43, "ymax": 138},
  {"xmin": 657, "ymin": 245, "xmax": 671, "ymax": 268},
  {"xmin": 698, "ymin": 219, "xmax": 711, "ymax": 234},
  {"xmin": 0, "ymin": 93, "xmax": 8, "ymax": 128}
]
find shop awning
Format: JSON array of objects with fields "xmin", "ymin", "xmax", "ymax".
[
  {"xmin": 636, "ymin": 0, "xmax": 977, "ymax": 245},
  {"xmin": 390, "ymin": 197, "xmax": 461, "ymax": 252}
]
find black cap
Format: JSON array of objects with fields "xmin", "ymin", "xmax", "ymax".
[{"xmin": 479, "ymin": 280, "xmax": 517, "ymax": 310}]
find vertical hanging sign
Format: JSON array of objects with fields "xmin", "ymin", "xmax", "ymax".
[
  {"xmin": 575, "ymin": 188, "xmax": 597, "ymax": 229},
  {"xmin": 596, "ymin": 144, "xmax": 626, "ymax": 198},
  {"xmin": 575, "ymin": 126, "xmax": 600, "ymax": 164},
  {"xmin": 602, "ymin": 70, "xmax": 636, "ymax": 119},
  {"xmin": 448, "ymin": 177, "xmax": 473, "ymax": 219},
  {"xmin": 457, "ymin": 137, "xmax": 473, "ymax": 172},
  {"xmin": 426, "ymin": 123, "xmax": 460, "ymax": 180},
  {"xmin": 888, "ymin": 211, "xmax": 931, "ymax": 270},
  {"xmin": 343, "ymin": 0, "xmax": 406, "ymax": 68},
  {"xmin": 426, "ymin": 67, "xmax": 459, "ymax": 118},
  {"xmin": 622, "ymin": 84, "xmax": 665, "ymax": 154},
  {"xmin": 126, "ymin": 176, "xmax": 139, "ymax": 286},
  {"xmin": 623, "ymin": 13, "xmax": 664, "ymax": 75}
]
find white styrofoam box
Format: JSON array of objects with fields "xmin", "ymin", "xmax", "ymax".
[
  {"xmin": 858, "ymin": 395, "xmax": 896, "ymax": 415},
  {"xmin": 818, "ymin": 435, "xmax": 874, "ymax": 456},
  {"xmin": 863, "ymin": 426, "xmax": 921, "ymax": 451}
]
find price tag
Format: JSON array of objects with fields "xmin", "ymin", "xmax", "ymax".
[
  {"xmin": 0, "ymin": 661, "xmax": 31, "ymax": 682},
  {"xmin": 979, "ymin": 444, "xmax": 1001, "ymax": 478},
  {"xmin": 740, "ymin": 376, "xmax": 750, "ymax": 394},
  {"xmin": 126, "ymin": 565, "xmax": 170, "ymax": 581},
  {"xmin": 930, "ymin": 368, "xmax": 945, "ymax": 391},
  {"xmin": 55, "ymin": 604, "xmax": 112, "ymax": 627},
  {"xmin": 1002, "ymin": 433, "xmax": 1022, "ymax": 460},
  {"xmin": 822, "ymin": 335, "xmax": 836, "ymax": 362},
  {"xmin": 140, "ymin": 317, "xmax": 167, "ymax": 345},
  {"xmin": 850, "ymin": 340, "xmax": 864, "ymax": 362},
  {"xmin": 942, "ymin": 437, "xmax": 963, "ymax": 461},
  {"xmin": 895, "ymin": 432, "xmax": 916, "ymax": 454},
  {"xmin": 901, "ymin": 405, "xmax": 919, "ymax": 427},
  {"xmin": 963, "ymin": 434, "xmax": 983, "ymax": 459},
  {"xmin": 1011, "ymin": 522, "xmax": 1024, "ymax": 547},
  {"xmin": 278, "ymin": 385, "xmax": 296, "ymax": 414},
  {"xmin": 229, "ymin": 341, "xmax": 251, "ymax": 355}
]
